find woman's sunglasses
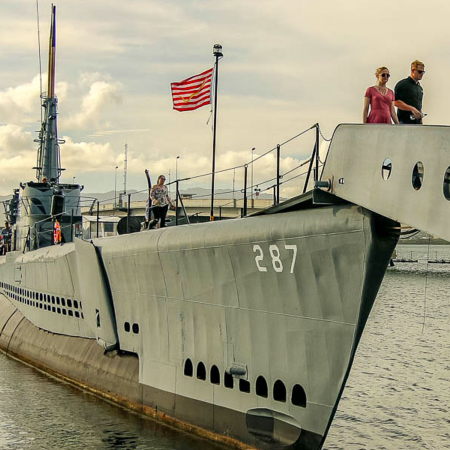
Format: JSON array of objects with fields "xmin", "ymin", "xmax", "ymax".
[{"xmin": 380, "ymin": 73, "xmax": 390, "ymax": 78}]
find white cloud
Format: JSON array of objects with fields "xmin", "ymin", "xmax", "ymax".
[
  {"xmin": 0, "ymin": 124, "xmax": 36, "ymax": 189},
  {"xmin": 0, "ymin": 75, "xmax": 68, "ymax": 125},
  {"xmin": 78, "ymin": 72, "xmax": 112, "ymax": 88},
  {"xmin": 62, "ymin": 80, "xmax": 123, "ymax": 130},
  {"xmin": 60, "ymin": 136, "xmax": 117, "ymax": 171}
]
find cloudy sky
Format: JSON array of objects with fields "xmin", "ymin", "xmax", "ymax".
[{"xmin": 0, "ymin": 0, "xmax": 448, "ymax": 198}]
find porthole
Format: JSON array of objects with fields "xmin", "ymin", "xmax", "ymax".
[
  {"xmin": 256, "ymin": 376, "xmax": 268, "ymax": 398},
  {"xmin": 68, "ymin": 310, "xmax": 73, "ymax": 317},
  {"xmin": 381, "ymin": 158, "xmax": 392, "ymax": 180},
  {"xmin": 132, "ymin": 323, "xmax": 139, "ymax": 334},
  {"xmin": 224, "ymin": 372, "xmax": 234, "ymax": 389},
  {"xmin": 412, "ymin": 161, "xmax": 424, "ymax": 190},
  {"xmin": 67, "ymin": 299, "xmax": 72, "ymax": 308},
  {"xmin": 52, "ymin": 296, "xmax": 55, "ymax": 304},
  {"xmin": 443, "ymin": 167, "xmax": 450, "ymax": 200},
  {"xmin": 239, "ymin": 379, "xmax": 250, "ymax": 393},
  {"xmin": 124, "ymin": 322, "xmax": 130, "ymax": 332},
  {"xmin": 197, "ymin": 362, "xmax": 206, "ymax": 381},
  {"xmin": 61, "ymin": 298, "xmax": 65, "ymax": 306},
  {"xmin": 52, "ymin": 307, "xmax": 56, "ymax": 313},
  {"xmin": 56, "ymin": 297, "xmax": 60, "ymax": 305},
  {"xmin": 210, "ymin": 365, "xmax": 220, "ymax": 385},
  {"xmin": 184, "ymin": 359, "xmax": 193, "ymax": 377},
  {"xmin": 273, "ymin": 380, "xmax": 287, "ymax": 403},
  {"xmin": 75, "ymin": 311, "xmax": 79, "ymax": 318},
  {"xmin": 74, "ymin": 300, "xmax": 78, "ymax": 309}
]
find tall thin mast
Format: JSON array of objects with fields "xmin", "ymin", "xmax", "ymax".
[
  {"xmin": 36, "ymin": 4, "xmax": 62, "ymax": 183},
  {"xmin": 210, "ymin": 44, "xmax": 223, "ymax": 221}
]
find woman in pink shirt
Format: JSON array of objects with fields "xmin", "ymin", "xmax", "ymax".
[{"xmin": 363, "ymin": 66, "xmax": 399, "ymax": 124}]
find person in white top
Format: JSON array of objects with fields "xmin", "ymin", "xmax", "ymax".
[{"xmin": 149, "ymin": 175, "xmax": 174, "ymax": 228}]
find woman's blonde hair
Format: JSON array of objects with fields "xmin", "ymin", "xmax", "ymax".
[{"xmin": 375, "ymin": 66, "xmax": 389, "ymax": 76}]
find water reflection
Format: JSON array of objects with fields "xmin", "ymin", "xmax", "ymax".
[
  {"xmin": 0, "ymin": 355, "xmax": 224, "ymax": 450},
  {"xmin": 101, "ymin": 429, "xmax": 138, "ymax": 448}
]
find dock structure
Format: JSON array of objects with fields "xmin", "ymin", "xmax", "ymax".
[{"xmin": 82, "ymin": 197, "xmax": 275, "ymax": 221}]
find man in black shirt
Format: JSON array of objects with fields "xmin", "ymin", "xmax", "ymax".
[{"xmin": 394, "ymin": 60, "xmax": 425, "ymax": 124}]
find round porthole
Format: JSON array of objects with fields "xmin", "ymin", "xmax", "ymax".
[
  {"xmin": 412, "ymin": 161, "xmax": 424, "ymax": 190},
  {"xmin": 443, "ymin": 167, "xmax": 450, "ymax": 200},
  {"xmin": 382, "ymin": 158, "xmax": 392, "ymax": 180}
]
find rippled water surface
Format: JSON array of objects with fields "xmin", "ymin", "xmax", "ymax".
[
  {"xmin": 325, "ymin": 245, "xmax": 450, "ymax": 449},
  {"xmin": 1, "ymin": 244, "xmax": 449, "ymax": 449},
  {"xmin": 0, "ymin": 357, "xmax": 224, "ymax": 450}
]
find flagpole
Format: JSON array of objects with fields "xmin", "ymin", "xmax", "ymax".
[{"xmin": 210, "ymin": 44, "xmax": 223, "ymax": 221}]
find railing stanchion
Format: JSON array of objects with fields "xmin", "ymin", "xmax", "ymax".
[
  {"xmin": 276, "ymin": 144, "xmax": 280, "ymax": 204},
  {"xmin": 127, "ymin": 194, "xmax": 131, "ymax": 234},
  {"xmin": 315, "ymin": 124, "xmax": 320, "ymax": 181},
  {"xmin": 96, "ymin": 201, "xmax": 100, "ymax": 238},
  {"xmin": 303, "ymin": 124, "xmax": 319, "ymax": 193},
  {"xmin": 176, "ymin": 180, "xmax": 179, "ymax": 226},
  {"xmin": 70, "ymin": 209, "xmax": 73, "ymax": 242},
  {"xmin": 243, "ymin": 165, "xmax": 248, "ymax": 217}
]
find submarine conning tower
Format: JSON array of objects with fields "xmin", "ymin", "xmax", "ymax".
[{"xmin": 10, "ymin": 4, "xmax": 82, "ymax": 252}]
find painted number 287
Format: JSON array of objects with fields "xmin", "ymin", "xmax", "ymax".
[{"xmin": 253, "ymin": 244, "xmax": 297, "ymax": 273}]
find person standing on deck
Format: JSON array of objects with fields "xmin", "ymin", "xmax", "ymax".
[
  {"xmin": 1, "ymin": 222, "xmax": 12, "ymax": 254},
  {"xmin": 394, "ymin": 60, "xmax": 425, "ymax": 124},
  {"xmin": 149, "ymin": 175, "xmax": 174, "ymax": 229},
  {"xmin": 363, "ymin": 66, "xmax": 399, "ymax": 124}
]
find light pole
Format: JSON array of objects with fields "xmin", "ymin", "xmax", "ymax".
[
  {"xmin": 114, "ymin": 166, "xmax": 118, "ymax": 209},
  {"xmin": 72, "ymin": 176, "xmax": 76, "ymax": 184},
  {"xmin": 251, "ymin": 147, "xmax": 255, "ymax": 207},
  {"xmin": 210, "ymin": 43, "xmax": 223, "ymax": 221}
]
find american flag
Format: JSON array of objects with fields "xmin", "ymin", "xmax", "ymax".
[{"xmin": 171, "ymin": 68, "xmax": 213, "ymax": 112}]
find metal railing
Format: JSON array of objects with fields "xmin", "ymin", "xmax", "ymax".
[{"xmin": 75, "ymin": 123, "xmax": 330, "ymax": 229}]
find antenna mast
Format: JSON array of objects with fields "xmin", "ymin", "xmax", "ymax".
[{"xmin": 34, "ymin": 4, "xmax": 64, "ymax": 183}]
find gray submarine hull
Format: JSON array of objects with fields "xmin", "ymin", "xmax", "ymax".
[{"xmin": 0, "ymin": 197, "xmax": 398, "ymax": 450}]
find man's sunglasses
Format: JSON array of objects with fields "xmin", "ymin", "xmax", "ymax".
[
  {"xmin": 380, "ymin": 73, "xmax": 390, "ymax": 78},
  {"xmin": 415, "ymin": 69, "xmax": 425, "ymax": 74}
]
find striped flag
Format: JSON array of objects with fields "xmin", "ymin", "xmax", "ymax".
[{"xmin": 171, "ymin": 68, "xmax": 213, "ymax": 112}]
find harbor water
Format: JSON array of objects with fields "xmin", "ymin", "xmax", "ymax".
[
  {"xmin": 326, "ymin": 244, "xmax": 450, "ymax": 449},
  {"xmin": 0, "ymin": 244, "xmax": 449, "ymax": 449}
]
